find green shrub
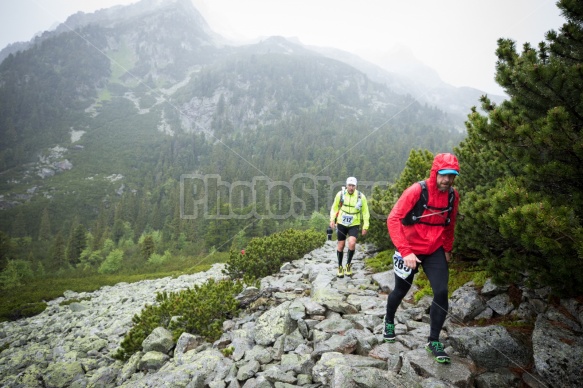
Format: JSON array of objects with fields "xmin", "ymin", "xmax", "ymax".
[
  {"xmin": 308, "ymin": 211, "xmax": 329, "ymax": 232},
  {"xmin": 79, "ymin": 249, "xmax": 104, "ymax": 268},
  {"xmin": 98, "ymin": 249, "xmax": 124, "ymax": 274},
  {"xmin": 0, "ymin": 260, "xmax": 35, "ymax": 290},
  {"xmin": 113, "ymin": 278, "xmax": 244, "ymax": 361},
  {"xmin": 364, "ymin": 250, "xmax": 393, "ymax": 273},
  {"xmin": 223, "ymin": 228, "xmax": 325, "ymax": 280},
  {"xmin": 60, "ymin": 297, "xmax": 91, "ymax": 306},
  {"xmin": 148, "ymin": 250, "xmax": 171, "ymax": 266},
  {"xmin": 7, "ymin": 302, "xmax": 47, "ymax": 320}
]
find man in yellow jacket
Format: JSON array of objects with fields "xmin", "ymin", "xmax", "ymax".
[{"xmin": 329, "ymin": 177, "xmax": 370, "ymax": 278}]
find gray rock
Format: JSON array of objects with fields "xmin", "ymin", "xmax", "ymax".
[
  {"xmin": 486, "ymin": 293, "xmax": 515, "ymax": 316},
  {"xmin": 263, "ymin": 365, "xmax": 297, "ymax": 384},
  {"xmin": 532, "ymin": 314, "xmax": 583, "ymax": 388},
  {"xmin": 312, "ymin": 333, "xmax": 358, "ymax": 358},
  {"xmin": 142, "ymin": 326, "xmax": 174, "ymax": 354},
  {"xmin": 254, "ymin": 301, "xmax": 296, "ymax": 346},
  {"xmin": 301, "ymin": 298, "xmax": 326, "ymax": 315},
  {"xmin": 480, "ymin": 278, "xmax": 509, "ymax": 297},
  {"xmin": 371, "ymin": 270, "xmax": 394, "ymax": 293},
  {"xmin": 401, "ymin": 347, "xmax": 474, "ymax": 387},
  {"xmin": 43, "ymin": 361, "xmax": 85, "ymax": 388},
  {"xmin": 280, "ymin": 353, "xmax": 314, "ymax": 375},
  {"xmin": 449, "ymin": 285, "xmax": 487, "ymax": 322},
  {"xmin": 137, "ymin": 351, "xmax": 169, "ymax": 371},
  {"xmin": 474, "ymin": 369, "xmax": 520, "ymax": 388},
  {"xmin": 448, "ymin": 325, "xmax": 530, "ymax": 370},
  {"xmin": 237, "ymin": 359, "xmax": 260, "ymax": 380}
]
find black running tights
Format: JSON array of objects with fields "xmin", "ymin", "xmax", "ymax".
[{"xmin": 384, "ymin": 247, "xmax": 449, "ymax": 341}]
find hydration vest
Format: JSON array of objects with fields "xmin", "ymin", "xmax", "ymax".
[
  {"xmin": 334, "ymin": 189, "xmax": 363, "ymax": 224},
  {"xmin": 339, "ymin": 189, "xmax": 362, "ymax": 215},
  {"xmin": 402, "ymin": 181, "xmax": 454, "ymax": 226}
]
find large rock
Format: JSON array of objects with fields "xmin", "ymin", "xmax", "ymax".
[
  {"xmin": 448, "ymin": 325, "xmax": 530, "ymax": 370},
  {"xmin": 449, "ymin": 284, "xmax": 487, "ymax": 322},
  {"xmin": 532, "ymin": 314, "xmax": 583, "ymax": 388},
  {"xmin": 142, "ymin": 326, "xmax": 174, "ymax": 354},
  {"xmin": 43, "ymin": 361, "xmax": 85, "ymax": 388},
  {"xmin": 254, "ymin": 301, "xmax": 296, "ymax": 346}
]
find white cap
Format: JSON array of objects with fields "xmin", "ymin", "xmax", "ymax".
[{"xmin": 346, "ymin": 177, "xmax": 357, "ymax": 186}]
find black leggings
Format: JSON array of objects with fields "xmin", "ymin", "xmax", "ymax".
[{"xmin": 384, "ymin": 247, "xmax": 449, "ymax": 341}]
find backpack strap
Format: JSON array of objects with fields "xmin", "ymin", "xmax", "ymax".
[
  {"xmin": 340, "ymin": 190, "xmax": 362, "ymax": 215},
  {"xmin": 402, "ymin": 181, "xmax": 454, "ymax": 226},
  {"xmin": 333, "ymin": 190, "xmax": 344, "ymax": 223}
]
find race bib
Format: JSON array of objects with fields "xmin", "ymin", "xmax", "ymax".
[
  {"xmin": 341, "ymin": 214, "xmax": 354, "ymax": 225},
  {"xmin": 392, "ymin": 251, "xmax": 412, "ymax": 280}
]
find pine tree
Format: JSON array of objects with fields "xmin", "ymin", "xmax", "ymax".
[
  {"xmin": 134, "ymin": 197, "xmax": 149, "ymax": 241},
  {"xmin": 50, "ymin": 232, "xmax": 66, "ymax": 270},
  {"xmin": 92, "ymin": 205, "xmax": 109, "ymax": 251},
  {"xmin": 455, "ymin": 0, "xmax": 583, "ymax": 296},
  {"xmin": 111, "ymin": 203, "xmax": 126, "ymax": 244},
  {"xmin": 0, "ymin": 231, "xmax": 12, "ymax": 270},
  {"xmin": 38, "ymin": 208, "xmax": 51, "ymax": 241},
  {"xmin": 12, "ymin": 211, "xmax": 26, "ymax": 238},
  {"xmin": 141, "ymin": 235, "xmax": 156, "ymax": 260},
  {"xmin": 67, "ymin": 224, "xmax": 87, "ymax": 265}
]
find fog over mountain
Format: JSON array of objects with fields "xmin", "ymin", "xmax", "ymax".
[{"xmin": 0, "ymin": 0, "xmax": 466, "ymax": 267}]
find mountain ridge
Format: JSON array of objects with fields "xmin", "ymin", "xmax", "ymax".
[
  {"xmin": 0, "ymin": 0, "xmax": 465, "ymax": 271},
  {"xmin": 0, "ymin": 0, "xmax": 503, "ymax": 118}
]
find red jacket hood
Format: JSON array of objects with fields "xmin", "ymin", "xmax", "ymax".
[{"xmin": 428, "ymin": 153, "xmax": 460, "ymax": 185}]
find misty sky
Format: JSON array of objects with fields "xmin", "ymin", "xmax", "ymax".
[{"xmin": 0, "ymin": 0, "xmax": 565, "ymax": 95}]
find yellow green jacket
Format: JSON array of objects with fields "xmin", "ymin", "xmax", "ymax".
[{"xmin": 330, "ymin": 189, "xmax": 370, "ymax": 229}]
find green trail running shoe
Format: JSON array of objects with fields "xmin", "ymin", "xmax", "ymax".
[
  {"xmin": 344, "ymin": 263, "xmax": 353, "ymax": 277},
  {"xmin": 425, "ymin": 341, "xmax": 451, "ymax": 364},
  {"xmin": 337, "ymin": 266, "xmax": 344, "ymax": 278},
  {"xmin": 383, "ymin": 318, "xmax": 396, "ymax": 343}
]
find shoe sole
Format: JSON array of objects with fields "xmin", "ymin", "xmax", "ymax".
[
  {"xmin": 383, "ymin": 338, "xmax": 395, "ymax": 343},
  {"xmin": 425, "ymin": 347, "xmax": 451, "ymax": 364}
]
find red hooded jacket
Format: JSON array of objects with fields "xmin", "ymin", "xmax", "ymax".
[{"xmin": 387, "ymin": 153, "xmax": 460, "ymax": 257}]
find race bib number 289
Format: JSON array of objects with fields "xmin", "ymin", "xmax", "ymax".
[{"xmin": 393, "ymin": 251, "xmax": 412, "ymax": 280}]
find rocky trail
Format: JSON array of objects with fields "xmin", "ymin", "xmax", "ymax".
[{"xmin": 1, "ymin": 241, "xmax": 582, "ymax": 387}]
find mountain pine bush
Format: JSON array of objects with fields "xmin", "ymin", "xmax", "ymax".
[
  {"xmin": 455, "ymin": 0, "xmax": 583, "ymax": 296},
  {"xmin": 113, "ymin": 278, "xmax": 244, "ymax": 361},
  {"xmin": 223, "ymin": 228, "xmax": 326, "ymax": 280}
]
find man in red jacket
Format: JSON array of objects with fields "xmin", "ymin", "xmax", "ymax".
[{"xmin": 383, "ymin": 153, "xmax": 460, "ymax": 364}]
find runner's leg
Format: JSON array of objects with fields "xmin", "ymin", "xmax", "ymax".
[
  {"xmin": 421, "ymin": 248, "xmax": 449, "ymax": 341},
  {"xmin": 385, "ymin": 270, "xmax": 415, "ymax": 322}
]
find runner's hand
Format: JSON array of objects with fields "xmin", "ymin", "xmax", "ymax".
[{"xmin": 404, "ymin": 253, "xmax": 421, "ymax": 269}]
